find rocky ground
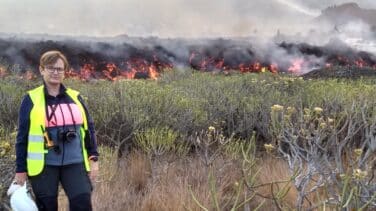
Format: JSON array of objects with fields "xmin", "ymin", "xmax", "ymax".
[{"xmin": 0, "ymin": 157, "xmax": 15, "ymax": 210}]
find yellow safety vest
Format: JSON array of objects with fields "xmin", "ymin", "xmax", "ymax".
[{"xmin": 27, "ymin": 85, "xmax": 90, "ymax": 176}]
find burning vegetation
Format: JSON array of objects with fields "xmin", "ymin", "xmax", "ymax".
[{"xmin": 0, "ymin": 37, "xmax": 376, "ymax": 81}]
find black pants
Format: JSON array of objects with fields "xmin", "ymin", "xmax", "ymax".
[{"xmin": 29, "ymin": 163, "xmax": 92, "ymax": 211}]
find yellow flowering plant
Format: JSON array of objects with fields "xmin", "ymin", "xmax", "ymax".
[{"xmin": 269, "ymin": 104, "xmax": 375, "ymax": 209}]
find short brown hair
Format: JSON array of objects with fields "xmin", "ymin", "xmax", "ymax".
[{"xmin": 40, "ymin": 50, "xmax": 69, "ymax": 70}]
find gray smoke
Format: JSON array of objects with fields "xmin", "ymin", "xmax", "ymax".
[
  {"xmin": 0, "ymin": 0, "xmax": 375, "ymax": 38},
  {"xmin": 1, "ymin": 0, "xmax": 376, "ymax": 75}
]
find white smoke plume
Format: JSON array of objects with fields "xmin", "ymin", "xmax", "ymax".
[
  {"xmin": 0, "ymin": 0, "xmax": 375, "ymax": 38},
  {"xmin": 1, "ymin": 0, "xmax": 376, "ymax": 75}
]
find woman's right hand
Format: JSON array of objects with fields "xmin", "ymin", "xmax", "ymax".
[{"xmin": 14, "ymin": 172, "xmax": 27, "ymax": 186}]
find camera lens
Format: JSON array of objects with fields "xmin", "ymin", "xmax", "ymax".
[{"xmin": 65, "ymin": 131, "xmax": 77, "ymax": 142}]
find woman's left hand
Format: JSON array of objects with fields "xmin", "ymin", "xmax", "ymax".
[{"xmin": 89, "ymin": 160, "xmax": 99, "ymax": 183}]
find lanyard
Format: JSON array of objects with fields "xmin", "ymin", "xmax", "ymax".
[{"xmin": 47, "ymin": 104, "xmax": 59, "ymax": 123}]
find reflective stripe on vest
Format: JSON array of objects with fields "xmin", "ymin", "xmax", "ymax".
[
  {"xmin": 28, "ymin": 135, "xmax": 44, "ymax": 142},
  {"xmin": 27, "ymin": 85, "xmax": 90, "ymax": 176}
]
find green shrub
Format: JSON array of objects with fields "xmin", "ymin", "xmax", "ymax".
[
  {"xmin": 1, "ymin": 70, "xmax": 376, "ymax": 154},
  {"xmin": 0, "ymin": 78, "xmax": 31, "ymax": 131},
  {"xmin": 134, "ymin": 127, "xmax": 179, "ymax": 157},
  {"xmin": 1, "ymin": 69, "xmax": 376, "ymax": 209}
]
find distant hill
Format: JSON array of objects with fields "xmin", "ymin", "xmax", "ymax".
[{"xmin": 315, "ymin": 2, "xmax": 376, "ymax": 26}]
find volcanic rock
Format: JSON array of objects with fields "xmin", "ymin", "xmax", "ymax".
[{"xmin": 303, "ymin": 66, "xmax": 376, "ymax": 79}]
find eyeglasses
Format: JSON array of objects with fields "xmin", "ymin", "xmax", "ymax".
[{"xmin": 44, "ymin": 66, "xmax": 65, "ymax": 74}]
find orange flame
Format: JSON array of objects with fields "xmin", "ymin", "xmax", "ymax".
[
  {"xmin": 148, "ymin": 65, "xmax": 159, "ymax": 79},
  {"xmin": 270, "ymin": 63, "xmax": 278, "ymax": 73},
  {"xmin": 189, "ymin": 52, "xmax": 280, "ymax": 74},
  {"xmin": 354, "ymin": 59, "xmax": 366, "ymax": 68},
  {"xmin": 0, "ymin": 67, "xmax": 8, "ymax": 78},
  {"xmin": 121, "ymin": 69, "xmax": 137, "ymax": 79},
  {"xmin": 6, "ymin": 50, "xmax": 376, "ymax": 82},
  {"xmin": 288, "ymin": 58, "xmax": 304, "ymax": 74},
  {"xmin": 80, "ymin": 64, "xmax": 95, "ymax": 81},
  {"xmin": 69, "ymin": 55, "xmax": 173, "ymax": 81},
  {"xmin": 22, "ymin": 70, "xmax": 36, "ymax": 80}
]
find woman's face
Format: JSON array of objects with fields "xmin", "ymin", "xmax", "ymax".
[{"xmin": 40, "ymin": 58, "xmax": 65, "ymax": 85}]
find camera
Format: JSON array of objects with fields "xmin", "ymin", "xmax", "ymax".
[{"xmin": 58, "ymin": 127, "xmax": 78, "ymax": 143}]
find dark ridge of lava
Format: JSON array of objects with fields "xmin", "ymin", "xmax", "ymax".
[
  {"xmin": 1, "ymin": 36, "xmax": 376, "ymax": 77},
  {"xmin": 303, "ymin": 66, "xmax": 376, "ymax": 79}
]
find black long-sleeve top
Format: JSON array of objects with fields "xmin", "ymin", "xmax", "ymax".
[{"xmin": 15, "ymin": 84, "xmax": 99, "ymax": 173}]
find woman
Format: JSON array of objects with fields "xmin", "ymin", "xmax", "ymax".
[{"xmin": 14, "ymin": 50, "xmax": 99, "ymax": 210}]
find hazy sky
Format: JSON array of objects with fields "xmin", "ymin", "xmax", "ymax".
[{"xmin": 0, "ymin": 0, "xmax": 375, "ymax": 37}]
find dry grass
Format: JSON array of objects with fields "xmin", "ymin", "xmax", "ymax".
[
  {"xmin": 57, "ymin": 148, "xmax": 335, "ymax": 211},
  {"xmin": 251, "ymin": 156, "xmax": 299, "ymax": 210},
  {"xmin": 91, "ymin": 152, "xmax": 244, "ymax": 211}
]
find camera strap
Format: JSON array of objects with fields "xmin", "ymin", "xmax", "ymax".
[
  {"xmin": 57, "ymin": 104, "xmax": 66, "ymax": 128},
  {"xmin": 66, "ymin": 103, "xmax": 77, "ymax": 127},
  {"xmin": 47, "ymin": 104, "xmax": 58, "ymax": 123}
]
